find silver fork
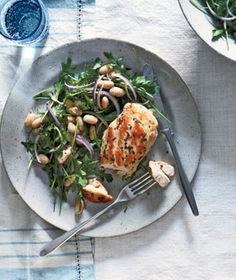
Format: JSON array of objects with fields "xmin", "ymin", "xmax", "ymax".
[{"xmin": 40, "ymin": 172, "xmax": 156, "ymax": 256}]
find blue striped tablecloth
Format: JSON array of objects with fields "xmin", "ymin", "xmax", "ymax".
[{"xmin": 0, "ymin": 1, "xmax": 96, "ymax": 279}]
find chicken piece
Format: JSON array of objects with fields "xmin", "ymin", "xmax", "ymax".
[
  {"xmin": 100, "ymin": 103, "xmax": 158, "ymax": 175},
  {"xmin": 149, "ymin": 160, "xmax": 175, "ymax": 188},
  {"xmin": 82, "ymin": 178, "xmax": 113, "ymax": 203},
  {"xmin": 155, "ymin": 160, "xmax": 175, "ymax": 177}
]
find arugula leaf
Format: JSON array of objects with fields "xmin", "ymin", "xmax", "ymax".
[
  {"xmin": 78, "ymin": 176, "xmax": 88, "ymax": 187},
  {"xmin": 104, "ymin": 52, "xmax": 130, "ymax": 74},
  {"xmin": 93, "ymin": 58, "xmax": 102, "ymax": 70},
  {"xmin": 212, "ymin": 28, "xmax": 225, "ymax": 41},
  {"xmin": 132, "ymin": 74, "xmax": 160, "ymax": 95},
  {"xmin": 61, "ymin": 57, "xmax": 77, "ymax": 75},
  {"xmin": 21, "ymin": 141, "xmax": 34, "ymax": 153}
]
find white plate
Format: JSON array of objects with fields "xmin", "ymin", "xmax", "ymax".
[
  {"xmin": 0, "ymin": 39, "xmax": 201, "ymax": 237},
  {"xmin": 179, "ymin": 0, "xmax": 236, "ymax": 62}
]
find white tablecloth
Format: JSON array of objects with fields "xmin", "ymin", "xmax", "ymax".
[{"xmin": 82, "ymin": 1, "xmax": 236, "ymax": 279}]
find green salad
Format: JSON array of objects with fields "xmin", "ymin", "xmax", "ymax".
[
  {"xmin": 22, "ymin": 53, "xmax": 162, "ymax": 215},
  {"xmin": 190, "ymin": 0, "xmax": 236, "ymax": 47}
]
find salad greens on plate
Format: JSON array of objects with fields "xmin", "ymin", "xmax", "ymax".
[
  {"xmin": 22, "ymin": 53, "xmax": 162, "ymax": 214},
  {"xmin": 190, "ymin": 0, "xmax": 236, "ymax": 47}
]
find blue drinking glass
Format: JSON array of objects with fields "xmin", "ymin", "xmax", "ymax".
[{"xmin": 0, "ymin": 0, "xmax": 49, "ymax": 45}]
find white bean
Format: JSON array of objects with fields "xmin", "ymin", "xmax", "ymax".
[
  {"xmin": 109, "ymin": 86, "xmax": 126, "ymax": 97},
  {"xmin": 110, "ymin": 72, "xmax": 117, "ymax": 78},
  {"xmin": 67, "ymin": 116, "xmax": 76, "ymax": 123},
  {"xmin": 97, "ymin": 80, "xmax": 114, "ymax": 90},
  {"xmin": 83, "ymin": 114, "xmax": 98, "ymax": 125},
  {"xmin": 65, "ymin": 99, "xmax": 74, "ymax": 108},
  {"xmin": 31, "ymin": 117, "xmax": 43, "ymax": 129},
  {"xmin": 38, "ymin": 154, "xmax": 49, "ymax": 165},
  {"xmin": 89, "ymin": 125, "xmax": 96, "ymax": 141},
  {"xmin": 99, "ymin": 65, "xmax": 113, "ymax": 75},
  {"xmin": 67, "ymin": 107, "xmax": 82, "ymax": 116},
  {"xmin": 68, "ymin": 122, "xmax": 76, "ymax": 134},
  {"xmin": 76, "ymin": 116, "xmax": 84, "ymax": 132},
  {"xmin": 101, "ymin": 96, "xmax": 109, "ymax": 109},
  {"xmin": 24, "ymin": 112, "xmax": 36, "ymax": 127}
]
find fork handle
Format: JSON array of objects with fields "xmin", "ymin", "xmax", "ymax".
[
  {"xmin": 162, "ymin": 128, "xmax": 199, "ymax": 216},
  {"xmin": 40, "ymin": 201, "xmax": 117, "ymax": 256}
]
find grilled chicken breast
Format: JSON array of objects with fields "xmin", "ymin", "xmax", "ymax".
[{"xmin": 100, "ymin": 103, "xmax": 158, "ymax": 175}]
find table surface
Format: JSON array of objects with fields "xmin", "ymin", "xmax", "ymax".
[
  {"xmin": 82, "ymin": 1, "xmax": 236, "ymax": 279},
  {"xmin": 0, "ymin": 1, "xmax": 235, "ymax": 279}
]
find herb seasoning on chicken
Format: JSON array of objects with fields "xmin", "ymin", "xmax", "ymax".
[{"xmin": 100, "ymin": 103, "xmax": 158, "ymax": 176}]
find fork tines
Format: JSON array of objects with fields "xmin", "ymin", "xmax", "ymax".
[{"xmin": 128, "ymin": 172, "xmax": 156, "ymax": 196}]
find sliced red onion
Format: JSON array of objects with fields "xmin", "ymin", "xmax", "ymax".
[
  {"xmin": 76, "ymin": 135, "xmax": 94, "ymax": 158},
  {"xmin": 100, "ymin": 92, "xmax": 121, "ymax": 115},
  {"xmin": 64, "ymin": 82, "xmax": 94, "ymax": 90},
  {"xmin": 34, "ymin": 135, "xmax": 41, "ymax": 163},
  {"xmin": 111, "ymin": 73, "xmax": 137, "ymax": 101},
  {"xmin": 93, "ymin": 75, "xmax": 104, "ymax": 100},
  {"xmin": 226, "ymin": 0, "xmax": 236, "ymax": 17},
  {"xmin": 47, "ymin": 103, "xmax": 62, "ymax": 129}
]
